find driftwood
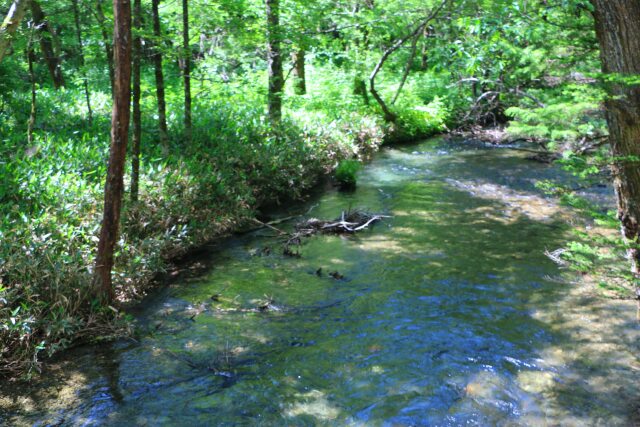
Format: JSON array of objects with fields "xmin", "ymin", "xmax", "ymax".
[
  {"xmin": 251, "ymin": 217, "xmax": 288, "ymax": 235},
  {"xmin": 284, "ymin": 210, "xmax": 390, "ymax": 255},
  {"xmin": 545, "ymin": 248, "xmax": 568, "ymax": 266},
  {"xmin": 299, "ymin": 210, "xmax": 390, "ymax": 233}
]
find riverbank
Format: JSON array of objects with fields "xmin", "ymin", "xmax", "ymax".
[
  {"xmin": 3, "ymin": 138, "xmax": 638, "ymax": 425},
  {"xmin": 0, "ymin": 86, "xmax": 449, "ymax": 379}
]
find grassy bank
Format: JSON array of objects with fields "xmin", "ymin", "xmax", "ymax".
[{"xmin": 0, "ymin": 64, "xmax": 451, "ymax": 378}]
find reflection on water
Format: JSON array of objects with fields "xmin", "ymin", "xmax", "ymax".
[{"xmin": 2, "ymin": 137, "xmax": 639, "ymax": 426}]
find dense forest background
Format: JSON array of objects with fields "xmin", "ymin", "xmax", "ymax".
[{"xmin": 0, "ymin": 0, "xmax": 637, "ymax": 378}]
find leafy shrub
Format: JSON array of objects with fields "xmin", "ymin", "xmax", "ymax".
[
  {"xmin": 396, "ymin": 97, "xmax": 450, "ymax": 138},
  {"xmin": 505, "ymin": 84, "xmax": 607, "ymax": 145},
  {"xmin": 335, "ymin": 159, "xmax": 361, "ymax": 188}
]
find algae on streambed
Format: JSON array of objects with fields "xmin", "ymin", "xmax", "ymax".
[{"xmin": 1, "ymin": 137, "xmax": 639, "ymax": 426}]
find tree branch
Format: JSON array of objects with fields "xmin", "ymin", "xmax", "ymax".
[
  {"xmin": 369, "ymin": 0, "xmax": 449, "ymax": 122},
  {"xmin": 391, "ymin": 31, "xmax": 420, "ymax": 105}
]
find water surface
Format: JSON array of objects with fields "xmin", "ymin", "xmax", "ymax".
[{"xmin": 2, "ymin": 138, "xmax": 639, "ymax": 426}]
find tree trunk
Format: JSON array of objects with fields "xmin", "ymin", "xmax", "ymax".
[
  {"xmin": 266, "ymin": 0, "xmax": 283, "ymax": 125},
  {"xmin": 391, "ymin": 32, "xmax": 419, "ymax": 105},
  {"xmin": 182, "ymin": 0, "xmax": 192, "ymax": 141},
  {"xmin": 368, "ymin": 0, "xmax": 448, "ymax": 123},
  {"xmin": 27, "ymin": 33, "xmax": 36, "ymax": 145},
  {"xmin": 291, "ymin": 49, "xmax": 306, "ymax": 95},
  {"xmin": 591, "ymin": 0, "xmax": 640, "ymax": 286},
  {"xmin": 0, "ymin": 0, "xmax": 29, "ymax": 63},
  {"xmin": 93, "ymin": 0, "xmax": 132, "ymax": 303},
  {"xmin": 353, "ymin": 76, "xmax": 369, "ymax": 105},
  {"xmin": 131, "ymin": 0, "xmax": 142, "ymax": 202},
  {"xmin": 95, "ymin": 0, "xmax": 115, "ymax": 95},
  {"xmin": 369, "ymin": 26, "xmax": 424, "ymax": 122},
  {"xmin": 72, "ymin": 0, "xmax": 93, "ymax": 125},
  {"xmin": 30, "ymin": 0, "xmax": 66, "ymax": 89},
  {"xmin": 151, "ymin": 0, "xmax": 169, "ymax": 151},
  {"xmin": 420, "ymin": 40, "xmax": 428, "ymax": 71}
]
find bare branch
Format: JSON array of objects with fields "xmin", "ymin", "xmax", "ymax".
[
  {"xmin": 391, "ymin": 31, "xmax": 420, "ymax": 105},
  {"xmin": 369, "ymin": 0, "xmax": 449, "ymax": 122}
]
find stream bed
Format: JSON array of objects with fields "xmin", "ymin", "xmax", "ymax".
[{"xmin": 2, "ymin": 137, "xmax": 639, "ymax": 426}]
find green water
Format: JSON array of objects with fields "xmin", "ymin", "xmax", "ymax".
[{"xmin": 2, "ymin": 138, "xmax": 639, "ymax": 426}]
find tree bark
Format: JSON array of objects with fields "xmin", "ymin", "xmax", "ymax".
[
  {"xmin": 353, "ymin": 76, "xmax": 369, "ymax": 105},
  {"xmin": 151, "ymin": 0, "xmax": 169, "ymax": 151},
  {"xmin": 94, "ymin": 0, "xmax": 115, "ymax": 95},
  {"xmin": 93, "ymin": 0, "xmax": 132, "ymax": 303},
  {"xmin": 72, "ymin": 0, "xmax": 93, "ymax": 125},
  {"xmin": 26, "ymin": 30, "xmax": 36, "ymax": 145},
  {"xmin": 591, "ymin": 0, "xmax": 640, "ymax": 284},
  {"xmin": 182, "ymin": 0, "xmax": 192, "ymax": 141},
  {"xmin": 131, "ymin": 0, "xmax": 141, "ymax": 202},
  {"xmin": 0, "ymin": 0, "xmax": 29, "ymax": 63},
  {"xmin": 291, "ymin": 49, "xmax": 306, "ymax": 95},
  {"xmin": 30, "ymin": 0, "xmax": 66, "ymax": 89},
  {"xmin": 266, "ymin": 0, "xmax": 283, "ymax": 125},
  {"xmin": 420, "ymin": 36, "xmax": 428, "ymax": 71},
  {"xmin": 391, "ymin": 32, "xmax": 419, "ymax": 105},
  {"xmin": 369, "ymin": 23, "xmax": 425, "ymax": 122}
]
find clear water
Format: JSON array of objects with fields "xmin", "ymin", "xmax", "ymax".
[{"xmin": 2, "ymin": 138, "xmax": 639, "ymax": 426}]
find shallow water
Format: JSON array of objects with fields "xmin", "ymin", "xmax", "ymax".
[{"xmin": 2, "ymin": 138, "xmax": 639, "ymax": 426}]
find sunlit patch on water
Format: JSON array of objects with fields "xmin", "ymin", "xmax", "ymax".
[
  {"xmin": 446, "ymin": 178, "xmax": 570, "ymax": 222},
  {"xmin": 285, "ymin": 389, "xmax": 341, "ymax": 421}
]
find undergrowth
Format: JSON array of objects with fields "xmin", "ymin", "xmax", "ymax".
[
  {"xmin": 335, "ymin": 159, "xmax": 360, "ymax": 188},
  {"xmin": 0, "ymin": 64, "xmax": 449, "ymax": 378}
]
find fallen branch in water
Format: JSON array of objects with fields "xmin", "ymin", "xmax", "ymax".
[
  {"xmin": 251, "ymin": 218, "xmax": 288, "ymax": 235},
  {"xmin": 245, "ymin": 204, "xmax": 320, "ymax": 235},
  {"xmin": 299, "ymin": 210, "xmax": 390, "ymax": 234},
  {"xmin": 545, "ymin": 248, "xmax": 568, "ymax": 266},
  {"xmin": 283, "ymin": 209, "xmax": 390, "ymax": 255}
]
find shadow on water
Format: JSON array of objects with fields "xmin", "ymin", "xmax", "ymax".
[{"xmin": 1, "ymin": 137, "xmax": 639, "ymax": 426}]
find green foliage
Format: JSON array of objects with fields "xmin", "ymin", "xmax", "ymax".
[
  {"xmin": 0, "ymin": 0, "xmax": 625, "ymax": 378},
  {"xmin": 334, "ymin": 159, "xmax": 360, "ymax": 188},
  {"xmin": 598, "ymin": 72, "xmax": 640, "ymax": 86},
  {"xmin": 402, "ymin": 97, "xmax": 450, "ymax": 135},
  {"xmin": 0, "ymin": 61, "xmax": 398, "ymax": 378},
  {"xmin": 536, "ymin": 174, "xmax": 634, "ymax": 298},
  {"xmin": 506, "ymin": 84, "xmax": 607, "ymax": 144},
  {"xmin": 561, "ymin": 241, "xmax": 600, "ymax": 272}
]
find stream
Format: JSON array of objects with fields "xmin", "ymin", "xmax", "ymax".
[{"xmin": 2, "ymin": 137, "xmax": 639, "ymax": 426}]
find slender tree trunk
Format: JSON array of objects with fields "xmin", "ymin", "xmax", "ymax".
[
  {"xmin": 291, "ymin": 49, "xmax": 306, "ymax": 95},
  {"xmin": 391, "ymin": 33, "xmax": 419, "ymax": 105},
  {"xmin": 353, "ymin": 76, "xmax": 369, "ymax": 105},
  {"xmin": 182, "ymin": 0, "xmax": 191, "ymax": 141},
  {"xmin": 591, "ymin": 0, "xmax": 640, "ymax": 289},
  {"xmin": 151, "ymin": 0, "xmax": 169, "ymax": 151},
  {"xmin": 93, "ymin": 0, "xmax": 132, "ymax": 303},
  {"xmin": 0, "ymin": 0, "xmax": 29, "ymax": 63},
  {"xmin": 72, "ymin": 0, "xmax": 93, "ymax": 125},
  {"xmin": 95, "ymin": 0, "xmax": 115, "ymax": 96},
  {"xmin": 420, "ymin": 39, "xmax": 428, "ymax": 71},
  {"xmin": 369, "ymin": 25, "xmax": 424, "ymax": 122},
  {"xmin": 30, "ymin": 0, "xmax": 66, "ymax": 89},
  {"xmin": 266, "ymin": 0, "xmax": 283, "ymax": 125},
  {"xmin": 369, "ymin": 0, "xmax": 447, "ymax": 122},
  {"xmin": 26, "ymin": 31, "xmax": 36, "ymax": 145},
  {"xmin": 131, "ymin": 0, "xmax": 141, "ymax": 202}
]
